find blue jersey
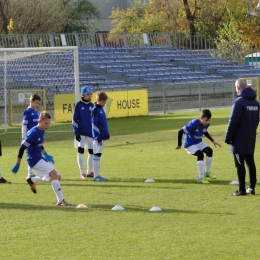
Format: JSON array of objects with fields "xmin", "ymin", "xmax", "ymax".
[
  {"xmin": 182, "ymin": 118, "xmax": 209, "ymax": 148},
  {"xmin": 22, "ymin": 107, "xmax": 39, "ymax": 134},
  {"xmin": 22, "ymin": 126, "xmax": 46, "ymax": 168},
  {"xmin": 92, "ymin": 103, "xmax": 110, "ymax": 143},
  {"xmin": 72, "ymin": 99, "xmax": 93, "ymax": 137}
]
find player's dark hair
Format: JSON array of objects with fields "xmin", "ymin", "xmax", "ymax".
[
  {"xmin": 201, "ymin": 109, "xmax": 212, "ymax": 119},
  {"xmin": 30, "ymin": 94, "xmax": 41, "ymax": 102},
  {"xmin": 97, "ymin": 91, "xmax": 108, "ymax": 101},
  {"xmin": 39, "ymin": 111, "xmax": 51, "ymax": 121}
]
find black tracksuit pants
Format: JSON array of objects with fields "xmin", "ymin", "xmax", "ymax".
[{"xmin": 233, "ymin": 154, "xmax": 257, "ymax": 191}]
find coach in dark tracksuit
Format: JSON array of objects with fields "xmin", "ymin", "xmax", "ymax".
[{"xmin": 225, "ymin": 78, "xmax": 260, "ymax": 196}]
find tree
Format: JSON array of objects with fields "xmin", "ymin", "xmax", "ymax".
[
  {"xmin": 192, "ymin": 0, "xmax": 227, "ymax": 39},
  {"xmin": 0, "ymin": 0, "xmax": 100, "ymax": 34},
  {"xmin": 215, "ymin": 0, "xmax": 260, "ymax": 47},
  {"xmin": 59, "ymin": 0, "xmax": 100, "ymax": 33},
  {"xmin": 109, "ymin": 0, "xmax": 182, "ymax": 33},
  {"xmin": 109, "ymin": 0, "xmax": 223, "ymax": 36},
  {"xmin": 182, "ymin": 0, "xmax": 196, "ymax": 35},
  {"xmin": 109, "ymin": 0, "xmax": 149, "ymax": 33},
  {"xmin": 109, "ymin": 0, "xmax": 260, "ymax": 49},
  {"xmin": 0, "ymin": 0, "xmax": 10, "ymax": 34}
]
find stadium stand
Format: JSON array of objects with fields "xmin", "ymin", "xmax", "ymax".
[
  {"xmin": 1, "ymin": 45, "xmax": 259, "ymax": 95},
  {"xmin": 77, "ymin": 46, "xmax": 259, "ymax": 90}
]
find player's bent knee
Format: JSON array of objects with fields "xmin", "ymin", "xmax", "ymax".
[
  {"xmin": 56, "ymin": 171, "xmax": 61, "ymax": 181},
  {"xmin": 193, "ymin": 150, "xmax": 204, "ymax": 160},
  {"xmin": 203, "ymin": 147, "xmax": 213, "ymax": 157},
  {"xmin": 78, "ymin": 147, "xmax": 84, "ymax": 154},
  {"xmin": 49, "ymin": 169, "xmax": 60, "ymax": 180}
]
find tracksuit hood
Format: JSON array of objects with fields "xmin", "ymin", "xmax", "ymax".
[{"xmin": 237, "ymin": 87, "xmax": 256, "ymax": 100}]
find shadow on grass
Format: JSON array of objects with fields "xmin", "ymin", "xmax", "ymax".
[
  {"xmin": 64, "ymin": 177, "xmax": 231, "ymax": 186},
  {"xmin": 0, "ymin": 202, "xmax": 236, "ymax": 215},
  {"xmin": 65, "ymin": 178, "xmax": 147, "ymax": 183},
  {"xmin": 0, "ymin": 202, "xmax": 199, "ymax": 214},
  {"xmin": 87, "ymin": 204, "xmax": 235, "ymax": 215},
  {"xmin": 0, "ymin": 202, "xmax": 78, "ymax": 211},
  {"xmin": 0, "ymin": 203, "xmax": 201, "ymax": 214},
  {"xmin": 6, "ymin": 181, "xmax": 190, "ymax": 190},
  {"xmin": 87, "ymin": 203, "xmax": 199, "ymax": 214},
  {"xmin": 9, "ymin": 178, "xmax": 232, "ymax": 192},
  {"xmin": 155, "ymin": 179, "xmax": 231, "ymax": 185},
  {"xmin": 61, "ymin": 182, "xmax": 184, "ymax": 190}
]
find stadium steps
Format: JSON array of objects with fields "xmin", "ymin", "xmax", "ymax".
[{"xmin": 77, "ymin": 46, "xmax": 259, "ymax": 89}]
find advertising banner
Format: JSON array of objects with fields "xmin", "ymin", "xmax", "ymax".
[{"xmin": 54, "ymin": 90, "xmax": 148, "ymax": 122}]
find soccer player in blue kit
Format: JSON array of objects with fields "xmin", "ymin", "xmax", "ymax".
[
  {"xmin": 176, "ymin": 109, "xmax": 222, "ymax": 184},
  {"xmin": 92, "ymin": 91, "xmax": 110, "ymax": 182},
  {"xmin": 12, "ymin": 111, "xmax": 70, "ymax": 206},
  {"xmin": 22, "ymin": 94, "xmax": 42, "ymax": 140},
  {"xmin": 22, "ymin": 94, "xmax": 54, "ymax": 179},
  {"xmin": 72, "ymin": 86, "xmax": 94, "ymax": 179}
]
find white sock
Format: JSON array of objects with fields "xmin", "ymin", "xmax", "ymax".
[
  {"xmin": 51, "ymin": 180, "xmax": 63, "ymax": 203},
  {"xmin": 93, "ymin": 155, "xmax": 100, "ymax": 178},
  {"xmin": 205, "ymin": 156, "xmax": 213, "ymax": 173},
  {"xmin": 31, "ymin": 176, "xmax": 45, "ymax": 183},
  {"xmin": 87, "ymin": 154, "xmax": 93, "ymax": 174},
  {"xmin": 0, "ymin": 174, "xmax": 2, "ymax": 179},
  {"xmin": 197, "ymin": 161, "xmax": 205, "ymax": 178},
  {"xmin": 26, "ymin": 166, "xmax": 34, "ymax": 179},
  {"xmin": 77, "ymin": 153, "xmax": 84, "ymax": 175}
]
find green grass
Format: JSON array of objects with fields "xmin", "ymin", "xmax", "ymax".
[{"xmin": 1, "ymin": 109, "xmax": 260, "ymax": 259}]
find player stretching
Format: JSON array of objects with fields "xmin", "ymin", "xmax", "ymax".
[
  {"xmin": 12, "ymin": 111, "xmax": 71, "ymax": 206},
  {"xmin": 72, "ymin": 86, "xmax": 94, "ymax": 179},
  {"xmin": 22, "ymin": 94, "xmax": 54, "ymax": 179},
  {"xmin": 176, "ymin": 109, "xmax": 222, "ymax": 183}
]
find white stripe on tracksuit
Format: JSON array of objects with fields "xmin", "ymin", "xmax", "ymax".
[{"xmin": 235, "ymin": 154, "xmax": 241, "ymax": 165}]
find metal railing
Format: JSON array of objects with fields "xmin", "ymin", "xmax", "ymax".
[{"xmin": 0, "ymin": 32, "xmax": 256, "ymax": 64}]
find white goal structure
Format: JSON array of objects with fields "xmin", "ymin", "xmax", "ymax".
[{"xmin": 0, "ymin": 47, "xmax": 80, "ymax": 134}]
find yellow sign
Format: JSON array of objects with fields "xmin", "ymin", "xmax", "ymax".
[{"xmin": 54, "ymin": 90, "xmax": 148, "ymax": 122}]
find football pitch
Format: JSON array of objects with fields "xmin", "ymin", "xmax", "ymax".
[{"xmin": 1, "ymin": 109, "xmax": 260, "ymax": 259}]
